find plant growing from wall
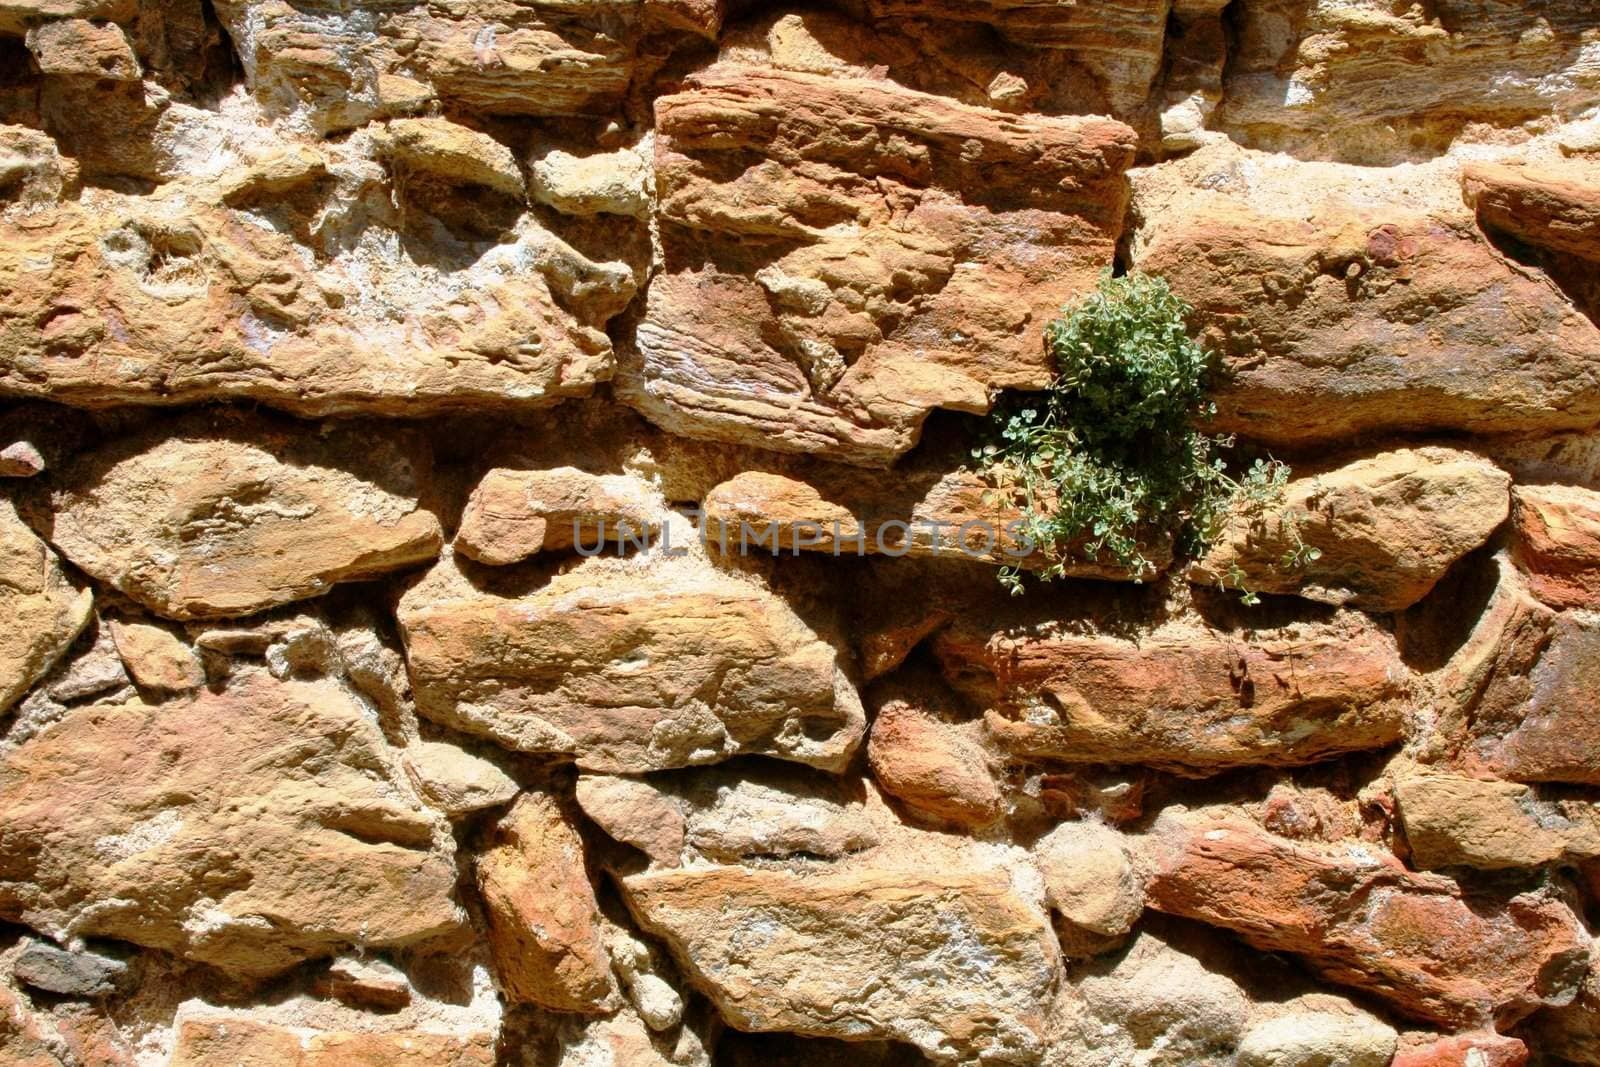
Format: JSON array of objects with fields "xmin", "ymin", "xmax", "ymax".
[{"xmin": 976, "ymin": 270, "xmax": 1312, "ymax": 598}]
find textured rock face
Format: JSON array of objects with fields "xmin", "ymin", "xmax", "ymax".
[
  {"xmin": 0, "ymin": 498, "xmax": 91, "ymax": 715},
  {"xmin": 938, "ymin": 604, "xmax": 1410, "ymax": 771},
  {"xmin": 624, "ymin": 860, "xmax": 1059, "ymax": 1063},
  {"xmin": 1145, "ymin": 813, "xmax": 1590, "ymax": 1026},
  {"xmin": 34, "ymin": 415, "xmax": 442, "ymax": 619},
  {"xmin": 1191, "ymin": 447, "xmax": 1511, "ymax": 611},
  {"xmin": 0, "ymin": 671, "xmax": 462, "ymax": 974},
  {"xmin": 170, "ymin": 1018, "xmax": 496, "ymax": 1066},
  {"xmin": 3, "ymin": 0, "xmax": 1600, "ymax": 1061},
  {"xmin": 398, "ymin": 549, "xmax": 864, "ymax": 772},
  {"xmin": 476, "ymin": 792, "xmax": 618, "ymax": 1013},
  {"xmin": 617, "ymin": 10, "xmax": 1137, "ymax": 465},
  {"xmin": 1134, "ymin": 143, "xmax": 1600, "ymax": 448}
]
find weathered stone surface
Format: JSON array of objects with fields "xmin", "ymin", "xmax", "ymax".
[
  {"xmin": 700, "ymin": 459, "xmax": 1165, "ymax": 578},
  {"xmin": 25, "ymin": 19, "xmax": 140, "ymax": 81},
  {"xmin": 617, "ymin": 24, "xmax": 1136, "ymax": 465},
  {"xmin": 1236, "ymin": 998, "xmax": 1396, "ymax": 1067},
  {"xmin": 1394, "ymin": 767, "xmax": 1600, "ymax": 870},
  {"xmin": 1218, "ymin": 1, "xmax": 1600, "ymax": 163},
  {"xmin": 108, "ymin": 619, "xmax": 203, "ymax": 691},
  {"xmin": 858, "ymin": 0, "xmax": 1168, "ymax": 117},
  {"xmin": 938, "ymin": 605, "xmax": 1410, "ymax": 772},
  {"xmin": 169, "ymin": 1018, "xmax": 495, "ymax": 1067},
  {"xmin": 0, "ymin": 443, "xmax": 45, "ymax": 478},
  {"xmin": 0, "ymin": 126, "xmax": 77, "ymax": 213},
  {"xmin": 1133, "ymin": 143, "xmax": 1600, "ymax": 448},
  {"xmin": 319, "ymin": 954, "xmax": 412, "ymax": 1011},
  {"xmin": 397, "ymin": 549, "xmax": 864, "ymax": 773},
  {"xmin": 402, "ymin": 741, "xmax": 518, "ymax": 818},
  {"xmin": 1191, "ymin": 447, "xmax": 1511, "ymax": 611},
  {"xmin": 476, "ymin": 792, "xmax": 617, "ymax": 1013},
  {"xmin": 12, "ymin": 941, "xmax": 127, "ymax": 997},
  {"xmin": 372, "ymin": 118, "xmax": 525, "ymax": 198},
  {"xmin": 35, "ymin": 416, "xmax": 441, "ymax": 620},
  {"xmin": 0, "ymin": 671, "xmax": 463, "ymax": 974},
  {"xmin": 1443, "ymin": 563, "xmax": 1600, "ymax": 785},
  {"xmin": 1465, "ymin": 162, "xmax": 1600, "ymax": 263},
  {"xmin": 213, "ymin": 0, "xmax": 645, "ymax": 132},
  {"xmin": 0, "ymin": 145, "xmax": 635, "ymax": 413},
  {"xmin": 0, "ymin": 498, "xmax": 92, "ymax": 716},
  {"xmin": 867, "ymin": 673, "xmax": 1003, "ymax": 830},
  {"xmin": 1393, "ymin": 1031, "xmax": 1529, "ymax": 1067},
  {"xmin": 1051, "ymin": 926, "xmax": 1250, "ymax": 1067},
  {"xmin": 578, "ymin": 763, "xmax": 878, "ymax": 868},
  {"xmin": 1144, "ymin": 812, "xmax": 1590, "ymax": 1026},
  {"xmin": 455, "ymin": 467, "xmax": 662, "ymax": 566},
  {"xmin": 1512, "ymin": 483, "xmax": 1600, "ymax": 610},
  {"xmin": 1527, "ymin": 950, "xmax": 1600, "ymax": 1066},
  {"xmin": 623, "ymin": 860, "xmax": 1059, "ymax": 1063},
  {"xmin": 1032, "ymin": 821, "xmax": 1142, "ymax": 956},
  {"xmin": 530, "ymin": 141, "xmax": 652, "ymax": 219}
]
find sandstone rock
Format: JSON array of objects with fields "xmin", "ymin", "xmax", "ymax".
[
  {"xmin": 319, "ymin": 954, "xmax": 411, "ymax": 1011},
  {"xmin": 0, "ymin": 982, "xmax": 63, "ymax": 1067},
  {"xmin": 1511, "ymin": 483, "xmax": 1600, "ymax": 610},
  {"xmin": 1133, "ymin": 143, "xmax": 1600, "ymax": 448},
  {"xmin": 573, "ymin": 775, "xmax": 686, "ymax": 868},
  {"xmin": 1449, "ymin": 577, "xmax": 1600, "ymax": 786},
  {"xmin": 402, "ymin": 741, "xmax": 518, "ymax": 818},
  {"xmin": 0, "ymin": 126, "xmax": 76, "ymax": 212},
  {"xmin": 25, "ymin": 19, "xmax": 141, "ymax": 81},
  {"xmin": 169, "ymin": 1018, "xmax": 495, "ymax": 1067},
  {"xmin": 1236, "ymin": 998, "xmax": 1396, "ymax": 1067},
  {"xmin": 1394, "ymin": 768, "xmax": 1600, "ymax": 870},
  {"xmin": 1464, "ymin": 162, "xmax": 1600, "ymax": 262},
  {"xmin": 1049, "ymin": 924, "xmax": 1252, "ymax": 1067},
  {"xmin": 867, "ymin": 673, "xmax": 1003, "ymax": 830},
  {"xmin": 623, "ymin": 860, "xmax": 1059, "ymax": 1063},
  {"xmin": 213, "ymin": 0, "xmax": 642, "ymax": 132},
  {"xmin": 578, "ymin": 763, "xmax": 878, "ymax": 868},
  {"xmin": 1393, "ymin": 1031, "xmax": 1529, "ymax": 1067},
  {"xmin": 0, "ymin": 0, "xmax": 130, "ymax": 37},
  {"xmin": 0, "ymin": 671, "xmax": 463, "ymax": 975},
  {"xmin": 108, "ymin": 619, "xmax": 203, "ymax": 692},
  {"xmin": 617, "ymin": 32, "xmax": 1136, "ymax": 465},
  {"xmin": 12, "ymin": 941, "xmax": 127, "ymax": 998},
  {"xmin": 36, "ymin": 416, "xmax": 442, "ymax": 620},
  {"xmin": 700, "ymin": 463, "xmax": 1164, "ymax": 578},
  {"xmin": 0, "ymin": 443, "xmax": 45, "ymax": 478},
  {"xmin": 42, "ymin": 617, "xmax": 127, "ymax": 705},
  {"xmin": 0, "ymin": 498, "xmax": 92, "ymax": 716},
  {"xmin": 0, "ymin": 155, "xmax": 633, "ymax": 413},
  {"xmin": 455, "ymin": 467, "xmax": 662, "ymax": 566},
  {"xmin": 858, "ymin": 0, "xmax": 1168, "ymax": 117},
  {"xmin": 1218, "ymin": 1, "xmax": 1600, "ymax": 163},
  {"xmin": 1032, "ymin": 821, "xmax": 1143, "ymax": 955},
  {"xmin": 604, "ymin": 927, "xmax": 684, "ymax": 1032},
  {"xmin": 372, "ymin": 118, "xmax": 525, "ymax": 199},
  {"xmin": 1191, "ymin": 447, "xmax": 1511, "ymax": 612},
  {"xmin": 1525, "ymin": 951, "xmax": 1600, "ymax": 1065},
  {"xmin": 529, "ymin": 142, "xmax": 652, "ymax": 219},
  {"xmin": 1144, "ymin": 813, "xmax": 1590, "ymax": 1026},
  {"xmin": 397, "ymin": 549, "xmax": 864, "ymax": 773},
  {"xmin": 938, "ymin": 605, "xmax": 1409, "ymax": 772},
  {"xmin": 476, "ymin": 792, "xmax": 617, "ymax": 1013},
  {"xmin": 531, "ymin": 1002, "xmax": 714, "ymax": 1067}
]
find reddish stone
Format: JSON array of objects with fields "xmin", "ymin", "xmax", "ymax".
[
  {"xmin": 1145, "ymin": 814, "xmax": 1589, "ymax": 1027},
  {"xmin": 1392, "ymin": 1031, "xmax": 1527, "ymax": 1067}
]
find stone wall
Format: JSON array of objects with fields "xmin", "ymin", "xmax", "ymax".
[{"xmin": 0, "ymin": 1, "xmax": 1599, "ymax": 1064}]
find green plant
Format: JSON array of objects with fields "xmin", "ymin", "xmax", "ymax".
[{"xmin": 976, "ymin": 270, "xmax": 1291, "ymax": 597}]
